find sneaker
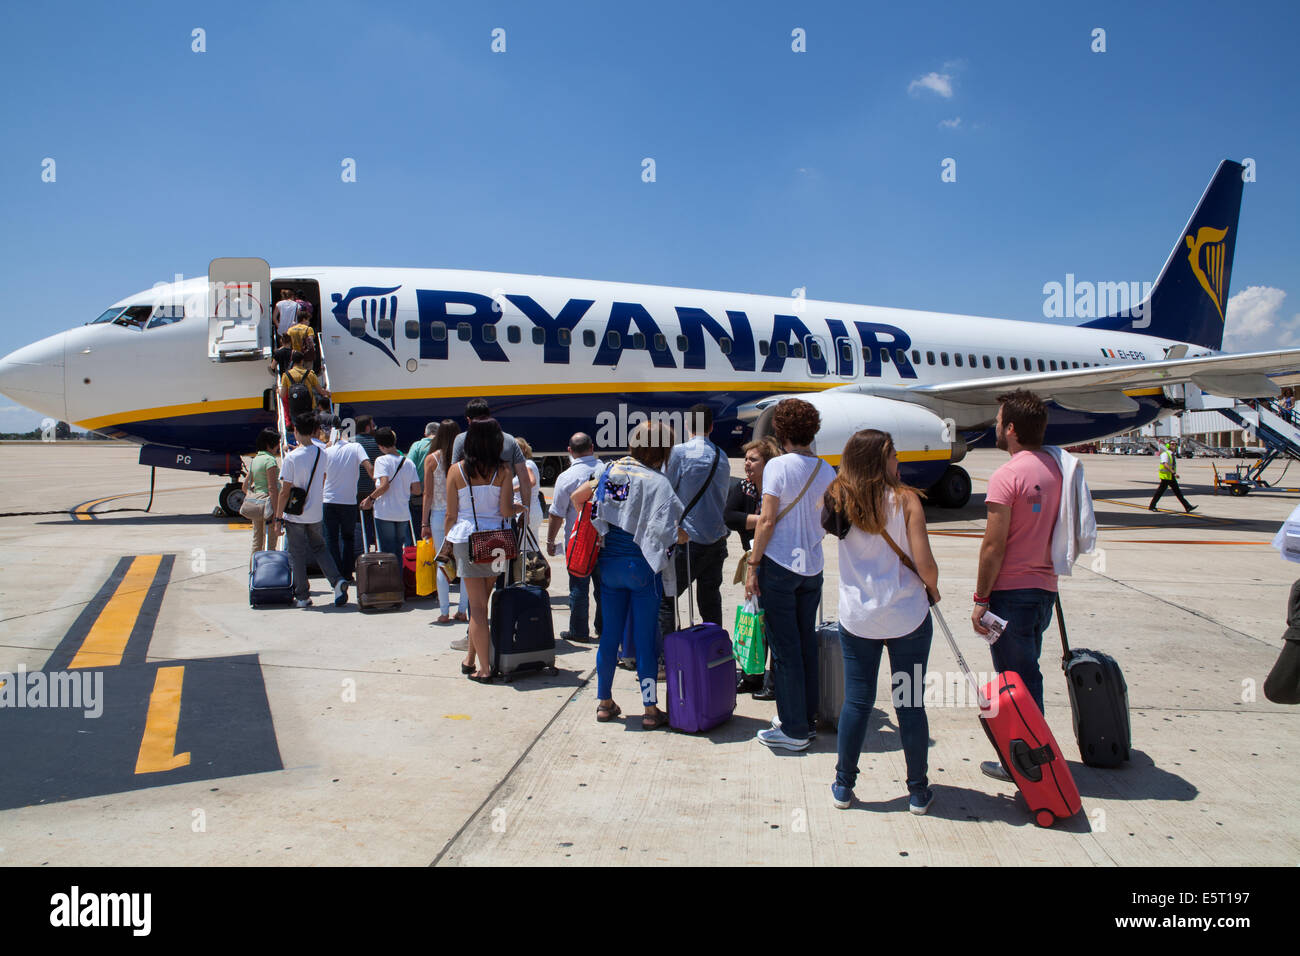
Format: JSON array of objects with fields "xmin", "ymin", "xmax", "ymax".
[
  {"xmin": 1186, "ymin": 504, "xmax": 1198, "ymax": 513},
  {"xmin": 909, "ymin": 788, "xmax": 935, "ymax": 815},
  {"xmin": 295, "ymin": 598, "xmax": 313, "ymax": 609},
  {"xmin": 450, "ymin": 637, "xmax": 469, "ymax": 651},
  {"xmin": 831, "ymin": 783, "xmax": 854, "ymax": 809},
  {"xmin": 756, "ymin": 727, "xmax": 811, "ymax": 752},
  {"xmin": 771, "ymin": 715, "xmax": 816, "ymax": 741},
  {"xmin": 561, "ymin": 630, "xmax": 598, "ymax": 644},
  {"xmin": 980, "ymin": 759, "xmax": 1013, "ymax": 783},
  {"xmin": 334, "ymin": 581, "xmax": 348, "ymax": 607}
]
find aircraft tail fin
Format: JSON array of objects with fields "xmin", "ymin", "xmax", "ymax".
[{"xmin": 1081, "ymin": 160, "xmax": 1244, "ymax": 351}]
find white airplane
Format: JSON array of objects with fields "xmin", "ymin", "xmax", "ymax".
[{"xmin": 2, "ymin": 159, "xmax": 1295, "ymax": 516}]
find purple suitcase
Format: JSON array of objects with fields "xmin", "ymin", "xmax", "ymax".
[{"xmin": 663, "ymin": 549, "xmax": 736, "ymax": 733}]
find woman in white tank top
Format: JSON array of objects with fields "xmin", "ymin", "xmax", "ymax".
[
  {"xmin": 824, "ymin": 429, "xmax": 941, "ymax": 816},
  {"xmin": 420, "ymin": 420, "xmax": 462, "ymax": 623},
  {"xmin": 441, "ymin": 419, "xmax": 521, "ymax": 680}
]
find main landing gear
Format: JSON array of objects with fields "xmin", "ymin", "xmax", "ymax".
[
  {"xmin": 219, "ymin": 475, "xmax": 246, "ymax": 517},
  {"xmin": 928, "ymin": 465, "xmax": 972, "ymax": 509}
]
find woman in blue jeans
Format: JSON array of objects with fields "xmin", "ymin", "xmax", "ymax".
[
  {"xmin": 570, "ymin": 421, "xmax": 685, "ymax": 729},
  {"xmin": 824, "ymin": 429, "xmax": 941, "ymax": 814}
]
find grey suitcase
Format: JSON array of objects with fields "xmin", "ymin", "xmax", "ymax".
[{"xmin": 817, "ymin": 618, "xmax": 843, "ymax": 729}]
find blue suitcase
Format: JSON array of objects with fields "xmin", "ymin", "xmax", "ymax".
[
  {"xmin": 249, "ymin": 547, "xmax": 294, "ymax": 606},
  {"xmin": 663, "ymin": 551, "xmax": 735, "ymax": 733}
]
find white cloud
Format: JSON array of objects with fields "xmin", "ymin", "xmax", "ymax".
[
  {"xmin": 908, "ymin": 72, "xmax": 953, "ymax": 98},
  {"xmin": 1223, "ymin": 286, "xmax": 1300, "ymax": 352},
  {"xmin": 939, "ymin": 117, "xmax": 962, "ymax": 129}
]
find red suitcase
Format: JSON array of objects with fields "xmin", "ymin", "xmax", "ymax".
[{"xmin": 932, "ymin": 605, "xmax": 1081, "ymax": 828}]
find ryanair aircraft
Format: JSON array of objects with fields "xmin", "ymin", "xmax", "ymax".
[{"xmin": 1, "ymin": 160, "xmax": 1294, "ymax": 516}]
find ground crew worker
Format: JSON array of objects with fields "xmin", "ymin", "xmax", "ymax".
[{"xmin": 1148, "ymin": 440, "xmax": 1197, "ymax": 513}]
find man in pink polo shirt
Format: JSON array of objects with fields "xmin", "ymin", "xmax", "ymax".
[{"xmin": 971, "ymin": 389, "xmax": 1061, "ymax": 781}]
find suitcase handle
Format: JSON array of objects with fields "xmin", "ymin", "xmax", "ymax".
[
  {"xmin": 1009, "ymin": 738, "xmax": 1056, "ymax": 782},
  {"xmin": 1055, "ymin": 593, "xmax": 1072, "ymax": 666},
  {"xmin": 930, "ymin": 605, "xmax": 991, "ymax": 712}
]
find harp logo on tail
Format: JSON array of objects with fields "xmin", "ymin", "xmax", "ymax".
[{"xmin": 1185, "ymin": 226, "xmax": 1229, "ymax": 322}]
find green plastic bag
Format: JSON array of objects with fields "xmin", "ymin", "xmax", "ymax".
[{"xmin": 733, "ymin": 599, "xmax": 766, "ymax": 676}]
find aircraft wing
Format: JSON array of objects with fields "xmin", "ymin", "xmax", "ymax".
[{"xmin": 884, "ymin": 348, "xmax": 1300, "ymax": 412}]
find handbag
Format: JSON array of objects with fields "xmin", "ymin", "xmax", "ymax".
[
  {"xmin": 566, "ymin": 464, "xmax": 610, "ymax": 578},
  {"xmin": 283, "ymin": 446, "xmax": 322, "ymax": 516},
  {"xmin": 523, "ymin": 526, "xmax": 551, "ymax": 589},
  {"xmin": 465, "ymin": 463, "xmax": 519, "ymax": 565}
]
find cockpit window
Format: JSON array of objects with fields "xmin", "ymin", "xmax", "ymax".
[
  {"xmin": 110, "ymin": 305, "xmax": 154, "ymax": 329},
  {"xmin": 146, "ymin": 304, "xmax": 184, "ymax": 329},
  {"xmin": 91, "ymin": 307, "xmax": 125, "ymax": 324}
]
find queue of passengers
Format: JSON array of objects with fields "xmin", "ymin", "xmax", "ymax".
[{"xmin": 243, "ymin": 389, "xmax": 1086, "ymax": 816}]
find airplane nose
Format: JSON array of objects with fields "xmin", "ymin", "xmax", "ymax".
[{"xmin": 0, "ymin": 333, "xmax": 67, "ymax": 422}]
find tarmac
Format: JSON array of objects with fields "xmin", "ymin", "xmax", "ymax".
[{"xmin": 0, "ymin": 443, "xmax": 1296, "ymax": 867}]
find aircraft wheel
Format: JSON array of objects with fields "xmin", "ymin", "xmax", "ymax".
[
  {"xmin": 930, "ymin": 465, "xmax": 972, "ymax": 509},
  {"xmin": 219, "ymin": 482, "xmax": 245, "ymax": 517}
]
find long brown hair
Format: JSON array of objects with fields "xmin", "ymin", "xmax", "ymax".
[{"xmin": 823, "ymin": 429, "xmax": 918, "ymax": 534}]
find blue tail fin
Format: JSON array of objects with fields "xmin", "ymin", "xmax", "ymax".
[{"xmin": 1081, "ymin": 160, "xmax": 1244, "ymax": 351}]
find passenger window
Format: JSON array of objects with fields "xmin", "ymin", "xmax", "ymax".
[
  {"xmin": 776, "ymin": 341, "xmax": 788, "ymax": 358},
  {"xmin": 507, "ymin": 325, "xmax": 521, "ymax": 344},
  {"xmin": 881, "ymin": 349, "xmax": 891, "ymax": 364},
  {"xmin": 1049, "ymin": 360, "xmax": 1057, "ymax": 371},
  {"xmin": 457, "ymin": 323, "xmax": 472, "ymax": 341},
  {"xmin": 483, "ymin": 324, "xmax": 497, "ymax": 343},
  {"xmin": 430, "ymin": 321, "xmax": 447, "ymax": 341},
  {"xmin": 677, "ymin": 334, "xmax": 689, "ymax": 352},
  {"xmin": 911, "ymin": 349, "xmax": 921, "ymax": 364},
  {"xmin": 1037, "ymin": 359, "xmax": 1045, "ymax": 371},
  {"xmin": 632, "ymin": 332, "xmax": 645, "ymax": 349},
  {"xmin": 559, "ymin": 328, "xmax": 571, "ymax": 345},
  {"xmin": 759, "ymin": 340, "xmax": 769, "ymax": 356},
  {"xmin": 583, "ymin": 329, "xmax": 595, "ymax": 347},
  {"xmin": 606, "ymin": 331, "xmax": 620, "ymax": 349},
  {"xmin": 953, "ymin": 353, "xmax": 963, "ymax": 367},
  {"xmin": 969, "ymin": 354, "xmax": 977, "ymax": 367},
  {"xmin": 404, "ymin": 320, "xmax": 420, "ymax": 339},
  {"xmin": 940, "ymin": 352, "xmax": 950, "ymax": 367},
  {"xmin": 720, "ymin": 336, "xmax": 733, "ymax": 355},
  {"xmin": 983, "ymin": 355, "xmax": 991, "ymax": 369},
  {"xmin": 792, "ymin": 342, "xmax": 805, "ymax": 358},
  {"xmin": 531, "ymin": 327, "xmax": 544, "ymax": 345},
  {"xmin": 862, "ymin": 346, "xmax": 873, "ymax": 364},
  {"xmin": 996, "ymin": 356, "xmax": 1004, "ymax": 370},
  {"xmin": 895, "ymin": 349, "xmax": 906, "ymax": 365},
  {"xmin": 654, "ymin": 334, "xmax": 667, "ymax": 351},
  {"xmin": 1010, "ymin": 357, "xmax": 1018, "ymax": 371},
  {"xmin": 1072, "ymin": 361, "xmax": 1079, "ymax": 368},
  {"xmin": 926, "ymin": 351, "xmax": 935, "ymax": 365}
]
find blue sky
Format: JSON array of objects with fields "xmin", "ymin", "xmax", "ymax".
[{"xmin": 1, "ymin": 0, "xmax": 1297, "ymax": 430}]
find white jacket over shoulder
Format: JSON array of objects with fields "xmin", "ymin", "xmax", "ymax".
[{"xmin": 1045, "ymin": 446, "xmax": 1097, "ymax": 574}]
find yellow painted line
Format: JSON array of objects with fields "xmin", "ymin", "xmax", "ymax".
[
  {"xmin": 134, "ymin": 665, "xmax": 191, "ymax": 774},
  {"xmin": 334, "ymin": 380, "xmax": 836, "ymax": 403},
  {"xmin": 68, "ymin": 555, "xmax": 163, "ymax": 669},
  {"xmin": 76, "ymin": 396, "xmax": 263, "ymax": 431},
  {"xmin": 442, "ymin": 714, "xmax": 472, "ymax": 720}
]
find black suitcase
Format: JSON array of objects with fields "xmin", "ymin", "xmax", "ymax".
[
  {"xmin": 249, "ymin": 544, "xmax": 294, "ymax": 606},
  {"xmin": 816, "ymin": 619, "xmax": 843, "ymax": 729},
  {"xmin": 1056, "ymin": 595, "xmax": 1131, "ymax": 767},
  {"xmin": 490, "ymin": 583, "xmax": 557, "ymax": 681}
]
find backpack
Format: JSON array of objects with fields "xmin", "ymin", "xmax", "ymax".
[{"xmin": 286, "ymin": 369, "xmax": 313, "ymax": 414}]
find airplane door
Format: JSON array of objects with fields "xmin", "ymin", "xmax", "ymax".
[
  {"xmin": 207, "ymin": 257, "xmax": 271, "ymax": 362},
  {"xmin": 804, "ymin": 335, "xmax": 828, "ymax": 377}
]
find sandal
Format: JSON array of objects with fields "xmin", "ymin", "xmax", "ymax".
[
  {"xmin": 453, "ymin": 612, "xmax": 468, "ymax": 622},
  {"xmin": 460, "ymin": 662, "xmax": 475, "ymax": 675},
  {"xmin": 641, "ymin": 708, "xmax": 669, "ymax": 730},
  {"xmin": 436, "ymin": 615, "xmax": 451, "ymax": 624},
  {"xmin": 596, "ymin": 701, "xmax": 622, "ymax": 722}
]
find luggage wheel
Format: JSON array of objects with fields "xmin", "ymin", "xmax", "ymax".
[
  {"xmin": 545, "ymin": 666, "xmax": 558, "ymax": 676},
  {"xmin": 1034, "ymin": 809, "xmax": 1056, "ymax": 828}
]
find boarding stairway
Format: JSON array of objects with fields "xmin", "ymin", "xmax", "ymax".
[
  {"xmin": 276, "ymin": 336, "xmax": 336, "ymax": 446},
  {"xmin": 1220, "ymin": 398, "xmax": 1300, "ymax": 464}
]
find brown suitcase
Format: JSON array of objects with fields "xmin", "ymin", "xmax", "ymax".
[{"xmin": 357, "ymin": 518, "xmax": 404, "ymax": 610}]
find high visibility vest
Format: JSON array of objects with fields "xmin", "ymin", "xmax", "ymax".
[{"xmin": 1159, "ymin": 449, "xmax": 1175, "ymax": 480}]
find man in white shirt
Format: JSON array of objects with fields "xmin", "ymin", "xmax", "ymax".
[
  {"xmin": 547, "ymin": 432, "xmax": 602, "ymax": 643},
  {"xmin": 274, "ymin": 413, "xmax": 348, "ymax": 608},
  {"xmin": 274, "ymin": 289, "xmax": 300, "ymax": 337},
  {"xmin": 361, "ymin": 427, "xmax": 422, "ymax": 563},
  {"xmin": 322, "ymin": 421, "xmax": 375, "ymax": 581}
]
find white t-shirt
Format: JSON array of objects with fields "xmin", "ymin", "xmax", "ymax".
[
  {"xmin": 275, "ymin": 299, "xmax": 299, "ymax": 335},
  {"xmin": 837, "ymin": 490, "xmax": 930, "ymax": 639},
  {"xmin": 374, "ymin": 453, "xmax": 417, "ymax": 523},
  {"xmin": 323, "ymin": 441, "xmax": 370, "ymax": 505},
  {"xmin": 761, "ymin": 453, "xmax": 835, "ymax": 575},
  {"xmin": 279, "ymin": 441, "xmax": 328, "ymax": 525},
  {"xmin": 551, "ymin": 456, "xmax": 600, "ymax": 546},
  {"xmin": 514, "ymin": 459, "xmax": 543, "ymax": 528}
]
